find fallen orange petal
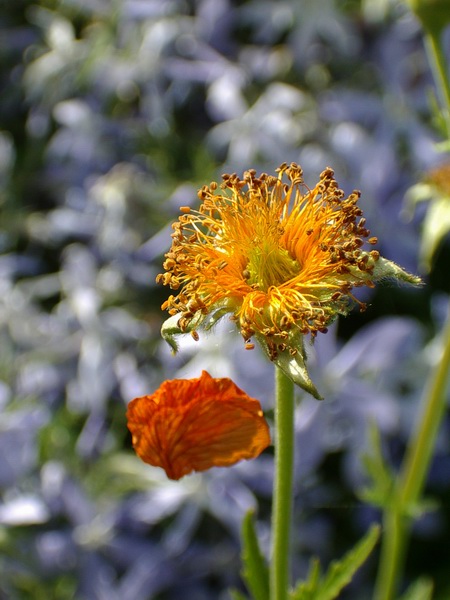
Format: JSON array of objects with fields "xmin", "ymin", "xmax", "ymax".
[{"xmin": 126, "ymin": 370, "xmax": 271, "ymax": 480}]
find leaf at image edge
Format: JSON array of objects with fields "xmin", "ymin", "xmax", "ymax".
[
  {"xmin": 229, "ymin": 589, "xmax": 250, "ymax": 600},
  {"xmin": 319, "ymin": 524, "xmax": 380, "ymax": 600},
  {"xmin": 240, "ymin": 510, "xmax": 270, "ymax": 600},
  {"xmin": 398, "ymin": 577, "xmax": 434, "ymax": 600},
  {"xmin": 291, "ymin": 525, "xmax": 380, "ymax": 600},
  {"xmin": 289, "ymin": 558, "xmax": 322, "ymax": 600}
]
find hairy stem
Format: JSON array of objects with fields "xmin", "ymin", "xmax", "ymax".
[{"xmin": 270, "ymin": 367, "xmax": 295, "ymax": 600}]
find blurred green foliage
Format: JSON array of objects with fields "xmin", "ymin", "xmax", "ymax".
[{"xmin": 0, "ymin": 0, "xmax": 449, "ymax": 599}]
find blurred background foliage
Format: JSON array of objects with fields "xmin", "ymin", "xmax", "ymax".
[{"xmin": 1, "ymin": 0, "xmax": 449, "ymax": 598}]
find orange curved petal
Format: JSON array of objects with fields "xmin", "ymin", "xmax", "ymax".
[{"xmin": 126, "ymin": 371, "xmax": 271, "ymax": 480}]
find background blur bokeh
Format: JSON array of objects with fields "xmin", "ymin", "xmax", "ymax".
[{"xmin": 1, "ymin": 1, "xmax": 449, "ymax": 598}]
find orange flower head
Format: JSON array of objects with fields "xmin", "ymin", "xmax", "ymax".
[
  {"xmin": 157, "ymin": 163, "xmax": 420, "ymax": 397},
  {"xmin": 126, "ymin": 370, "xmax": 271, "ymax": 480}
]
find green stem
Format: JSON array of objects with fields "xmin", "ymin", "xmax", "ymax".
[
  {"xmin": 373, "ymin": 301, "xmax": 450, "ymax": 600},
  {"xmin": 398, "ymin": 305, "xmax": 450, "ymax": 507},
  {"xmin": 424, "ymin": 26, "xmax": 450, "ymax": 138},
  {"xmin": 373, "ymin": 505, "xmax": 406, "ymax": 600},
  {"xmin": 270, "ymin": 367, "xmax": 296, "ymax": 600},
  {"xmin": 373, "ymin": 17, "xmax": 450, "ymax": 600}
]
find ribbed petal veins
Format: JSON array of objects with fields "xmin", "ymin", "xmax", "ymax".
[{"xmin": 126, "ymin": 371, "xmax": 271, "ymax": 480}]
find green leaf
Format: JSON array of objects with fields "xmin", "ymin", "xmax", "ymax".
[
  {"xmin": 290, "ymin": 525, "xmax": 380, "ymax": 600},
  {"xmin": 317, "ymin": 524, "xmax": 380, "ymax": 600},
  {"xmin": 240, "ymin": 510, "xmax": 270, "ymax": 600},
  {"xmin": 229, "ymin": 589, "xmax": 249, "ymax": 600},
  {"xmin": 359, "ymin": 422, "xmax": 395, "ymax": 510},
  {"xmin": 289, "ymin": 559, "xmax": 321, "ymax": 600},
  {"xmin": 359, "ymin": 423, "xmax": 438, "ymax": 518},
  {"xmin": 398, "ymin": 577, "xmax": 434, "ymax": 600}
]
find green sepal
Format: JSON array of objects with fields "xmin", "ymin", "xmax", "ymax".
[
  {"xmin": 289, "ymin": 524, "xmax": 380, "ymax": 600},
  {"xmin": 370, "ymin": 256, "xmax": 422, "ymax": 285},
  {"xmin": 347, "ymin": 253, "xmax": 422, "ymax": 286},
  {"xmin": 343, "ymin": 253, "xmax": 422, "ymax": 297},
  {"xmin": 160, "ymin": 306, "xmax": 230, "ymax": 353},
  {"xmin": 256, "ymin": 333, "xmax": 323, "ymax": 400},
  {"xmin": 161, "ymin": 314, "xmax": 185, "ymax": 353},
  {"xmin": 398, "ymin": 577, "xmax": 434, "ymax": 600},
  {"xmin": 239, "ymin": 510, "xmax": 270, "ymax": 600}
]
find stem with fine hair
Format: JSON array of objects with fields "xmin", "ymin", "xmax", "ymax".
[{"xmin": 270, "ymin": 367, "xmax": 296, "ymax": 600}]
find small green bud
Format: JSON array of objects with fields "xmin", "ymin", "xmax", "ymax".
[{"xmin": 405, "ymin": 0, "xmax": 450, "ymax": 35}]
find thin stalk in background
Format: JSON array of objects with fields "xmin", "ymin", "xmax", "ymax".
[
  {"xmin": 374, "ymin": 300, "xmax": 450, "ymax": 600},
  {"xmin": 270, "ymin": 367, "xmax": 296, "ymax": 600},
  {"xmin": 373, "ymin": 20, "xmax": 450, "ymax": 600},
  {"xmin": 424, "ymin": 26, "xmax": 450, "ymax": 139},
  {"xmin": 398, "ymin": 301, "xmax": 450, "ymax": 512}
]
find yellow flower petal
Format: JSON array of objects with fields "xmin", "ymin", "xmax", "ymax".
[
  {"xmin": 157, "ymin": 164, "xmax": 379, "ymax": 353},
  {"xmin": 126, "ymin": 371, "xmax": 271, "ymax": 480},
  {"xmin": 156, "ymin": 163, "xmax": 419, "ymax": 395}
]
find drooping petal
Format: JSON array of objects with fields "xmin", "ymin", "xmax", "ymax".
[{"xmin": 126, "ymin": 371, "xmax": 271, "ymax": 480}]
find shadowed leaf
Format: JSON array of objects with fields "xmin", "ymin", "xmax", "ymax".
[
  {"xmin": 290, "ymin": 525, "xmax": 380, "ymax": 600},
  {"xmin": 398, "ymin": 578, "xmax": 434, "ymax": 600},
  {"xmin": 240, "ymin": 510, "xmax": 270, "ymax": 600}
]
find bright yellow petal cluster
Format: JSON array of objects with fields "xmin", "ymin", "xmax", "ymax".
[{"xmin": 157, "ymin": 163, "xmax": 380, "ymax": 361}]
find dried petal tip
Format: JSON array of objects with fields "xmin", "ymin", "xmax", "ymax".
[{"xmin": 126, "ymin": 371, "xmax": 271, "ymax": 480}]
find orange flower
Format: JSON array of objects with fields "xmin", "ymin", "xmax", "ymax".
[
  {"xmin": 126, "ymin": 370, "xmax": 271, "ymax": 480},
  {"xmin": 156, "ymin": 163, "xmax": 419, "ymax": 397}
]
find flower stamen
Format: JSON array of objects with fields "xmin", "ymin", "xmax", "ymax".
[{"xmin": 157, "ymin": 163, "xmax": 420, "ymax": 394}]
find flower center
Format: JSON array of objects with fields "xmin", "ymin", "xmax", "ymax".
[{"xmin": 246, "ymin": 241, "xmax": 301, "ymax": 290}]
